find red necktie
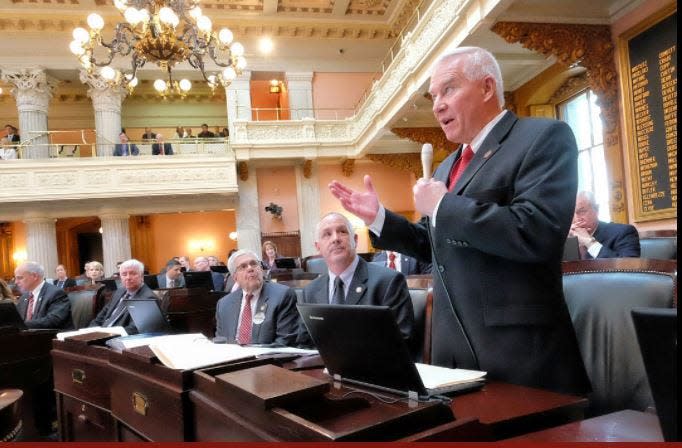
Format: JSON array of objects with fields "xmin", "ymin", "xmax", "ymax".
[
  {"xmin": 25, "ymin": 293, "xmax": 35, "ymax": 321},
  {"xmin": 388, "ymin": 252, "xmax": 397, "ymax": 270},
  {"xmin": 448, "ymin": 145, "xmax": 474, "ymax": 191},
  {"xmin": 237, "ymin": 293, "xmax": 253, "ymax": 344}
]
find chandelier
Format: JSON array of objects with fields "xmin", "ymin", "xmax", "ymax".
[{"xmin": 69, "ymin": 0, "xmax": 247, "ymax": 94}]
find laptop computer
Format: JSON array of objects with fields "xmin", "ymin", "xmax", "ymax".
[
  {"xmin": 143, "ymin": 274, "xmax": 160, "ymax": 290},
  {"xmin": 124, "ymin": 298, "xmax": 171, "ymax": 334},
  {"xmin": 563, "ymin": 236, "xmax": 580, "ymax": 261},
  {"xmin": 210, "ymin": 265, "xmax": 228, "ymax": 274},
  {"xmin": 0, "ymin": 302, "xmax": 27, "ymax": 330},
  {"xmin": 632, "ymin": 307, "xmax": 677, "ymax": 442},
  {"xmin": 97, "ymin": 279, "xmax": 118, "ymax": 291},
  {"xmin": 274, "ymin": 258, "xmax": 298, "ymax": 269},
  {"xmin": 183, "ymin": 271, "xmax": 214, "ymax": 291},
  {"xmin": 297, "ymin": 303, "xmax": 485, "ymax": 399}
]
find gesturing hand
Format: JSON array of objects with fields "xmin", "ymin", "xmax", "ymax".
[{"xmin": 329, "ymin": 175, "xmax": 380, "ymax": 225}]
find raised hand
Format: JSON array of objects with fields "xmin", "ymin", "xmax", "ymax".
[{"xmin": 328, "ymin": 175, "xmax": 380, "ymax": 225}]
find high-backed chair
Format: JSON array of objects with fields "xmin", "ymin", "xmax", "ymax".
[
  {"xmin": 0, "ymin": 389, "xmax": 22, "ymax": 442},
  {"xmin": 408, "ymin": 288, "xmax": 433, "ymax": 364},
  {"xmin": 640, "ymin": 237, "xmax": 677, "ymax": 259},
  {"xmin": 65, "ymin": 284, "xmax": 104, "ymax": 329},
  {"xmin": 562, "ymin": 258, "xmax": 677, "ymax": 415},
  {"xmin": 303, "ymin": 256, "xmax": 328, "ymax": 274}
]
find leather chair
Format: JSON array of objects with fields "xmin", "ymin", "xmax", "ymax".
[
  {"xmin": 408, "ymin": 288, "xmax": 433, "ymax": 364},
  {"xmin": 303, "ymin": 256, "xmax": 328, "ymax": 274},
  {"xmin": 562, "ymin": 258, "xmax": 677, "ymax": 415},
  {"xmin": 640, "ymin": 237, "xmax": 677, "ymax": 259}
]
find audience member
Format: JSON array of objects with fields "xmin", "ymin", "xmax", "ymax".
[
  {"xmin": 53, "ymin": 264, "xmax": 76, "ymax": 289},
  {"xmin": 193, "ymin": 256, "xmax": 225, "ymax": 291},
  {"xmin": 85, "ymin": 261, "xmax": 105, "ymax": 285},
  {"xmin": 0, "ymin": 137, "xmax": 17, "ymax": 160},
  {"xmin": 174, "ymin": 126, "xmax": 185, "ymax": 139},
  {"xmin": 372, "ymin": 250, "xmax": 431, "ymax": 275},
  {"xmin": 296, "ymin": 212, "xmax": 414, "ymax": 347},
  {"xmin": 570, "ymin": 190, "xmax": 640, "ymax": 259},
  {"xmin": 178, "ymin": 255, "xmax": 191, "ymax": 272},
  {"xmin": 215, "ymin": 250, "xmax": 298, "ymax": 346},
  {"xmin": 219, "ymin": 127, "xmax": 229, "ymax": 138},
  {"xmin": 14, "ymin": 261, "xmax": 72, "ymax": 329},
  {"xmin": 184, "ymin": 128, "xmax": 194, "ymax": 139},
  {"xmin": 4, "ymin": 124, "xmax": 20, "ymax": 142},
  {"xmin": 151, "ymin": 133, "xmax": 173, "ymax": 155},
  {"xmin": 142, "ymin": 127, "xmax": 157, "ymax": 140},
  {"xmin": 261, "ymin": 240, "xmax": 281, "ymax": 271},
  {"xmin": 329, "ymin": 46, "xmax": 589, "ymax": 394},
  {"xmin": 157, "ymin": 259, "xmax": 185, "ymax": 288},
  {"xmin": 113, "ymin": 132, "xmax": 140, "ymax": 156},
  {"xmin": 197, "ymin": 124, "xmax": 215, "ymax": 138},
  {"xmin": 207, "ymin": 255, "xmax": 220, "ymax": 266},
  {"xmin": 89, "ymin": 259, "xmax": 156, "ymax": 334}
]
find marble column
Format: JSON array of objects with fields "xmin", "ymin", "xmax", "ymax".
[
  {"xmin": 235, "ymin": 165, "xmax": 261, "ymax": 255},
  {"xmin": 24, "ymin": 217, "xmax": 58, "ymax": 274},
  {"xmin": 296, "ymin": 160, "xmax": 321, "ymax": 257},
  {"xmin": 100, "ymin": 214, "xmax": 132, "ymax": 277},
  {"xmin": 80, "ymin": 70, "xmax": 127, "ymax": 157},
  {"xmin": 285, "ymin": 72, "xmax": 314, "ymax": 120},
  {"xmin": 225, "ymin": 70, "xmax": 252, "ymax": 139},
  {"xmin": 1, "ymin": 68, "xmax": 57, "ymax": 159}
]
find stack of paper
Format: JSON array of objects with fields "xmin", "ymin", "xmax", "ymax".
[
  {"xmin": 415, "ymin": 363, "xmax": 486, "ymax": 390},
  {"xmin": 57, "ymin": 326, "xmax": 128, "ymax": 341}
]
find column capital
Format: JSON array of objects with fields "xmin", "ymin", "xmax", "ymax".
[
  {"xmin": 1, "ymin": 68, "xmax": 58, "ymax": 113},
  {"xmin": 79, "ymin": 70, "xmax": 128, "ymax": 113}
]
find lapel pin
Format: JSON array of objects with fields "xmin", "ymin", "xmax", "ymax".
[
  {"xmin": 355, "ymin": 286, "xmax": 363, "ymax": 294},
  {"xmin": 483, "ymin": 150, "xmax": 493, "ymax": 159}
]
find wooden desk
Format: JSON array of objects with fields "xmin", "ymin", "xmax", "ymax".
[{"xmin": 506, "ymin": 409, "xmax": 663, "ymax": 441}]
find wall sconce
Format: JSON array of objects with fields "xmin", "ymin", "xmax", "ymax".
[
  {"xmin": 12, "ymin": 250, "xmax": 27, "ymax": 263},
  {"xmin": 269, "ymin": 79, "xmax": 281, "ymax": 94},
  {"xmin": 264, "ymin": 202, "xmax": 283, "ymax": 220},
  {"xmin": 229, "ymin": 231, "xmax": 238, "ymax": 241},
  {"xmin": 189, "ymin": 239, "xmax": 216, "ymax": 253}
]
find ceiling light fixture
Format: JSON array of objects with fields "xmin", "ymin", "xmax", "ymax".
[{"xmin": 70, "ymin": 0, "xmax": 247, "ymax": 94}]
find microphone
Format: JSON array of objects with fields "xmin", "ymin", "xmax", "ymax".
[{"xmin": 421, "ymin": 143, "xmax": 433, "ymax": 179}]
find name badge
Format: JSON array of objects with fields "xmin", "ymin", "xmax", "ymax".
[{"xmin": 252, "ymin": 311, "xmax": 265, "ymax": 325}]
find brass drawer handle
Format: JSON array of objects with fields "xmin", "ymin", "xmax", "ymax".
[
  {"xmin": 72, "ymin": 369, "xmax": 86, "ymax": 384},
  {"xmin": 132, "ymin": 392, "xmax": 149, "ymax": 416}
]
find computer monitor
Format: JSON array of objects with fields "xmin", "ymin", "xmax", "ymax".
[
  {"xmin": 96, "ymin": 279, "xmax": 118, "ymax": 291},
  {"xmin": 0, "ymin": 302, "xmax": 27, "ymax": 330},
  {"xmin": 183, "ymin": 271, "xmax": 214, "ymax": 291},
  {"xmin": 274, "ymin": 258, "xmax": 298, "ymax": 269},
  {"xmin": 210, "ymin": 265, "xmax": 228, "ymax": 274},
  {"xmin": 143, "ymin": 274, "xmax": 159, "ymax": 290},
  {"xmin": 125, "ymin": 299, "xmax": 171, "ymax": 334}
]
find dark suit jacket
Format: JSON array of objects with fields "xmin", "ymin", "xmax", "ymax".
[
  {"xmin": 89, "ymin": 284, "xmax": 157, "ymax": 335},
  {"xmin": 372, "ymin": 251, "xmax": 431, "ymax": 275},
  {"xmin": 296, "ymin": 257, "xmax": 414, "ymax": 347},
  {"xmin": 209, "ymin": 271, "xmax": 225, "ymax": 292},
  {"xmin": 7, "ymin": 134, "xmax": 20, "ymax": 143},
  {"xmin": 215, "ymin": 281, "xmax": 298, "ymax": 346},
  {"xmin": 53, "ymin": 278, "xmax": 77, "ymax": 289},
  {"xmin": 113, "ymin": 143, "xmax": 140, "ymax": 156},
  {"xmin": 371, "ymin": 112, "xmax": 590, "ymax": 394},
  {"xmin": 591, "ymin": 221, "xmax": 640, "ymax": 258},
  {"xmin": 151, "ymin": 143, "xmax": 174, "ymax": 155},
  {"xmin": 16, "ymin": 282, "xmax": 73, "ymax": 329},
  {"xmin": 156, "ymin": 273, "xmax": 185, "ymax": 288},
  {"xmin": 142, "ymin": 132, "xmax": 157, "ymax": 140}
]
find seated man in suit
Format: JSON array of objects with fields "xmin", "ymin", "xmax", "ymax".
[
  {"xmin": 113, "ymin": 132, "xmax": 140, "ymax": 156},
  {"xmin": 297, "ymin": 212, "xmax": 414, "ymax": 347},
  {"xmin": 151, "ymin": 133, "xmax": 173, "ymax": 155},
  {"xmin": 570, "ymin": 190, "xmax": 640, "ymax": 258},
  {"xmin": 193, "ymin": 256, "xmax": 225, "ymax": 291},
  {"xmin": 89, "ymin": 259, "xmax": 157, "ymax": 334},
  {"xmin": 215, "ymin": 250, "xmax": 298, "ymax": 346},
  {"xmin": 53, "ymin": 264, "xmax": 77, "ymax": 289},
  {"xmin": 372, "ymin": 250, "xmax": 432, "ymax": 275},
  {"xmin": 157, "ymin": 259, "xmax": 185, "ymax": 288},
  {"xmin": 14, "ymin": 261, "xmax": 72, "ymax": 329}
]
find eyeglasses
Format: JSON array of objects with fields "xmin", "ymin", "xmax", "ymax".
[{"xmin": 236, "ymin": 259, "xmax": 260, "ymax": 272}]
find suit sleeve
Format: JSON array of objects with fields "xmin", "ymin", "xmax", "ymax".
[
  {"xmin": 295, "ymin": 289, "xmax": 314, "ymax": 348},
  {"xmin": 26, "ymin": 290, "xmax": 72, "ymax": 329},
  {"xmin": 273, "ymin": 288, "xmax": 299, "ymax": 347},
  {"xmin": 598, "ymin": 225, "xmax": 641, "ymax": 258},
  {"xmin": 215, "ymin": 298, "xmax": 224, "ymax": 338}
]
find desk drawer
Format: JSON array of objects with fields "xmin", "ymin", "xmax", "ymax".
[
  {"xmin": 53, "ymin": 351, "xmax": 111, "ymax": 409},
  {"xmin": 59, "ymin": 394, "xmax": 115, "ymax": 441}
]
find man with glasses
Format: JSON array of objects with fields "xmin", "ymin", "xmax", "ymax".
[{"xmin": 214, "ymin": 250, "xmax": 298, "ymax": 346}]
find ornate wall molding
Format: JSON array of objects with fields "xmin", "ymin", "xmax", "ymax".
[
  {"xmin": 341, "ymin": 159, "xmax": 355, "ymax": 177},
  {"xmin": 504, "ymin": 91, "xmax": 518, "ymax": 115},
  {"xmin": 492, "ymin": 21, "xmax": 626, "ymax": 222},
  {"xmin": 549, "ymin": 73, "xmax": 589, "ymax": 104},
  {"xmin": 390, "ymin": 127, "xmax": 457, "ymax": 153},
  {"xmin": 366, "ymin": 153, "xmax": 422, "ymax": 179}
]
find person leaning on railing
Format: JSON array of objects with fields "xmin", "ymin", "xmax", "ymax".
[{"xmin": 0, "ymin": 137, "xmax": 17, "ymax": 160}]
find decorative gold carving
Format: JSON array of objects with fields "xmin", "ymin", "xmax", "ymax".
[
  {"xmin": 131, "ymin": 392, "xmax": 149, "ymax": 416},
  {"xmin": 504, "ymin": 91, "xmax": 517, "ymax": 114},
  {"xmin": 303, "ymin": 159, "xmax": 313, "ymax": 179},
  {"xmin": 390, "ymin": 127, "xmax": 457, "ymax": 154},
  {"xmin": 341, "ymin": 159, "xmax": 355, "ymax": 177},
  {"xmin": 366, "ymin": 153, "xmax": 422, "ymax": 179},
  {"xmin": 492, "ymin": 21, "xmax": 626, "ymax": 222},
  {"xmin": 549, "ymin": 73, "xmax": 589, "ymax": 104},
  {"xmin": 237, "ymin": 161, "xmax": 248, "ymax": 181}
]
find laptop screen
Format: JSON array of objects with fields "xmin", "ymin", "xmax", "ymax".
[
  {"xmin": 297, "ymin": 303, "xmax": 427, "ymax": 396},
  {"xmin": 274, "ymin": 258, "xmax": 297, "ymax": 269},
  {"xmin": 125, "ymin": 298, "xmax": 171, "ymax": 334},
  {"xmin": 0, "ymin": 302, "xmax": 27, "ymax": 330},
  {"xmin": 183, "ymin": 271, "xmax": 214, "ymax": 291}
]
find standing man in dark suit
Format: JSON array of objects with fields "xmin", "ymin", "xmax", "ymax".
[
  {"xmin": 53, "ymin": 264, "xmax": 77, "ymax": 289},
  {"xmin": 157, "ymin": 259, "xmax": 185, "ymax": 288},
  {"xmin": 14, "ymin": 261, "xmax": 72, "ymax": 329},
  {"xmin": 4, "ymin": 124, "xmax": 20, "ymax": 142},
  {"xmin": 372, "ymin": 250, "xmax": 431, "ymax": 275},
  {"xmin": 570, "ymin": 190, "xmax": 640, "ymax": 258},
  {"xmin": 296, "ymin": 212, "xmax": 414, "ymax": 348},
  {"xmin": 113, "ymin": 132, "xmax": 140, "ymax": 156},
  {"xmin": 89, "ymin": 259, "xmax": 157, "ymax": 334},
  {"xmin": 151, "ymin": 133, "xmax": 174, "ymax": 155},
  {"xmin": 141, "ymin": 127, "xmax": 157, "ymax": 140},
  {"xmin": 329, "ymin": 47, "xmax": 589, "ymax": 394},
  {"xmin": 216, "ymin": 250, "xmax": 298, "ymax": 346},
  {"xmin": 193, "ymin": 256, "xmax": 225, "ymax": 292}
]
